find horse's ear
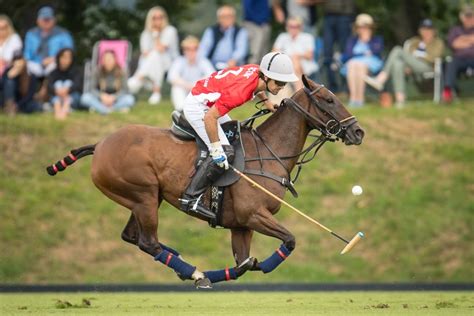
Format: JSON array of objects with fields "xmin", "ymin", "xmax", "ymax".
[{"xmin": 301, "ymin": 74, "xmax": 310, "ymax": 89}]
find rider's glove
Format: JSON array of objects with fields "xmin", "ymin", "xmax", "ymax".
[{"xmin": 210, "ymin": 142, "xmax": 229, "ymax": 169}]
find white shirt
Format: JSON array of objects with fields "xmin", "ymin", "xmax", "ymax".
[
  {"xmin": 0, "ymin": 33, "xmax": 22, "ymax": 63},
  {"xmin": 140, "ymin": 25, "xmax": 179, "ymax": 60},
  {"xmin": 273, "ymin": 32, "xmax": 318, "ymax": 75},
  {"xmin": 167, "ymin": 56, "xmax": 215, "ymax": 86}
]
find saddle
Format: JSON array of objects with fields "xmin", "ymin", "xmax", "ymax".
[{"xmin": 171, "ymin": 111, "xmax": 246, "ymax": 227}]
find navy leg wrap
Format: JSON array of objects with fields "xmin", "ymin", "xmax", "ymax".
[
  {"xmin": 155, "ymin": 250, "xmax": 195, "ymax": 279},
  {"xmin": 259, "ymin": 244, "xmax": 292, "ymax": 274},
  {"xmin": 204, "ymin": 267, "xmax": 237, "ymax": 283},
  {"xmin": 159, "ymin": 243, "xmax": 180, "ymax": 256}
]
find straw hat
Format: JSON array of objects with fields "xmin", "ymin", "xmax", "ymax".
[{"xmin": 355, "ymin": 13, "xmax": 374, "ymax": 27}]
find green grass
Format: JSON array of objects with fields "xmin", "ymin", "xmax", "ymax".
[
  {"xmin": 0, "ymin": 99, "xmax": 473, "ymax": 284},
  {"xmin": 1, "ymin": 292, "xmax": 473, "ymax": 315}
]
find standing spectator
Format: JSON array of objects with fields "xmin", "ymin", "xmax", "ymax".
[
  {"xmin": 443, "ymin": 4, "xmax": 474, "ymax": 103},
  {"xmin": 366, "ymin": 19, "xmax": 444, "ymax": 107},
  {"xmin": 272, "ymin": 0, "xmax": 320, "ymax": 34},
  {"xmin": 273, "ymin": 17, "xmax": 318, "ymax": 90},
  {"xmin": 341, "ymin": 14, "xmax": 383, "ymax": 107},
  {"xmin": 198, "ymin": 5, "xmax": 249, "ymax": 70},
  {"xmin": 242, "ymin": 0, "xmax": 273, "ymax": 64},
  {"xmin": 1, "ymin": 53, "xmax": 41, "ymax": 115},
  {"xmin": 0, "ymin": 15, "xmax": 22, "ymax": 78},
  {"xmin": 167, "ymin": 36, "xmax": 214, "ymax": 111},
  {"xmin": 322, "ymin": 0, "xmax": 356, "ymax": 93},
  {"xmin": 23, "ymin": 6, "xmax": 74, "ymax": 78},
  {"xmin": 47, "ymin": 48, "xmax": 82, "ymax": 120},
  {"xmin": 127, "ymin": 6, "xmax": 179, "ymax": 105},
  {"xmin": 81, "ymin": 50, "xmax": 134, "ymax": 114}
]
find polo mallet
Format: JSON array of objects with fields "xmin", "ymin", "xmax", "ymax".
[{"xmin": 230, "ymin": 166, "xmax": 364, "ymax": 254}]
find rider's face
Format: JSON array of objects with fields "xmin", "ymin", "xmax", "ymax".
[{"xmin": 267, "ymin": 79, "xmax": 286, "ymax": 95}]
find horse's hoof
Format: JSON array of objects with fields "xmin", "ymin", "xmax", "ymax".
[
  {"xmin": 235, "ymin": 257, "xmax": 257, "ymax": 277},
  {"xmin": 195, "ymin": 278, "xmax": 212, "ymax": 289}
]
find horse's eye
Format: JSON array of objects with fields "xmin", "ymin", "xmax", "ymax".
[{"xmin": 326, "ymin": 97, "xmax": 334, "ymax": 104}]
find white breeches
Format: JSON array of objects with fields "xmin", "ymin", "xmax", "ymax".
[{"xmin": 182, "ymin": 93, "xmax": 231, "ymax": 149}]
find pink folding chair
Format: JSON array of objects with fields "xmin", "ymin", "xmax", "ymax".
[{"xmin": 83, "ymin": 40, "xmax": 132, "ymax": 93}]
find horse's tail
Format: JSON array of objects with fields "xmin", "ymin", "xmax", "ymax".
[{"xmin": 46, "ymin": 144, "xmax": 96, "ymax": 176}]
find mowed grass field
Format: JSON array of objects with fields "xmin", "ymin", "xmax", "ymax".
[
  {"xmin": 1, "ymin": 292, "xmax": 473, "ymax": 315},
  {"xmin": 0, "ymin": 98, "xmax": 473, "ymax": 284}
]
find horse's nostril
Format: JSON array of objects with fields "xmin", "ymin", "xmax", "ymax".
[{"xmin": 355, "ymin": 129, "xmax": 364, "ymax": 138}]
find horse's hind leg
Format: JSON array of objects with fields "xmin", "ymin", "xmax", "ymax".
[
  {"xmin": 132, "ymin": 200, "xmax": 209, "ymax": 285},
  {"xmin": 246, "ymin": 207, "xmax": 296, "ymax": 274},
  {"xmin": 121, "ymin": 213, "xmax": 139, "ymax": 245}
]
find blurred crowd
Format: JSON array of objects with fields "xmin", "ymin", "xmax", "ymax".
[{"xmin": 0, "ymin": 1, "xmax": 473, "ymax": 119}]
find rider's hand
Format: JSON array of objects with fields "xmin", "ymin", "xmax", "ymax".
[
  {"xmin": 264, "ymin": 100, "xmax": 279, "ymax": 113},
  {"xmin": 210, "ymin": 142, "xmax": 229, "ymax": 169}
]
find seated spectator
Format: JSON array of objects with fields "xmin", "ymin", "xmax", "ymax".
[
  {"xmin": 47, "ymin": 48, "xmax": 82, "ymax": 120},
  {"xmin": 443, "ymin": 4, "xmax": 474, "ymax": 103},
  {"xmin": 81, "ymin": 50, "xmax": 134, "ymax": 114},
  {"xmin": 341, "ymin": 13, "xmax": 383, "ymax": 107},
  {"xmin": 1, "ymin": 52, "xmax": 41, "ymax": 115},
  {"xmin": 198, "ymin": 5, "xmax": 249, "ymax": 70},
  {"xmin": 167, "ymin": 36, "xmax": 214, "ymax": 111},
  {"xmin": 366, "ymin": 19, "xmax": 444, "ymax": 107},
  {"xmin": 0, "ymin": 15, "xmax": 22, "ymax": 78},
  {"xmin": 23, "ymin": 6, "xmax": 74, "ymax": 78},
  {"xmin": 128, "ymin": 6, "xmax": 179, "ymax": 105},
  {"xmin": 273, "ymin": 16, "xmax": 318, "ymax": 90}
]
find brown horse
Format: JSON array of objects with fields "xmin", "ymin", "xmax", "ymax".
[{"xmin": 47, "ymin": 76, "xmax": 364, "ymax": 288}]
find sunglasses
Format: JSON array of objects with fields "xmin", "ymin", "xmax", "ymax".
[{"xmin": 274, "ymin": 80, "xmax": 287, "ymax": 87}]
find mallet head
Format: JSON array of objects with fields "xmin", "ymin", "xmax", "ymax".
[{"xmin": 340, "ymin": 232, "xmax": 364, "ymax": 254}]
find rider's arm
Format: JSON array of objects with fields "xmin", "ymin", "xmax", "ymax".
[{"xmin": 204, "ymin": 106, "xmax": 221, "ymax": 143}]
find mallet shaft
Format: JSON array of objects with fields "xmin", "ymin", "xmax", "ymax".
[{"xmin": 231, "ymin": 166, "xmax": 334, "ymax": 234}]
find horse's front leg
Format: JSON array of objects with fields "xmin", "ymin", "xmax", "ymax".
[
  {"xmin": 231, "ymin": 228, "xmax": 253, "ymax": 265},
  {"xmin": 246, "ymin": 206, "xmax": 295, "ymax": 274}
]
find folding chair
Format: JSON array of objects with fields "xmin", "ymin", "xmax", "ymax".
[
  {"xmin": 83, "ymin": 40, "xmax": 132, "ymax": 93},
  {"xmin": 403, "ymin": 39, "xmax": 442, "ymax": 103}
]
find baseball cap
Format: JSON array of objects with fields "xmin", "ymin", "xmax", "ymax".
[
  {"xmin": 37, "ymin": 6, "xmax": 55, "ymax": 20},
  {"xmin": 461, "ymin": 4, "xmax": 473, "ymax": 16},
  {"xmin": 355, "ymin": 13, "xmax": 374, "ymax": 27},
  {"xmin": 419, "ymin": 19, "xmax": 434, "ymax": 29}
]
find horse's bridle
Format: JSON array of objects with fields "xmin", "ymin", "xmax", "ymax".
[{"xmin": 285, "ymin": 84, "xmax": 358, "ymax": 140}]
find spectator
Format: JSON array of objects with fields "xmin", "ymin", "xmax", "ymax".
[
  {"xmin": 272, "ymin": 0, "xmax": 320, "ymax": 34},
  {"xmin": 23, "ymin": 6, "xmax": 74, "ymax": 78},
  {"xmin": 0, "ymin": 15, "xmax": 22, "ymax": 78},
  {"xmin": 1, "ymin": 52, "xmax": 41, "ymax": 115},
  {"xmin": 242, "ymin": 0, "xmax": 273, "ymax": 64},
  {"xmin": 47, "ymin": 48, "xmax": 82, "ymax": 120},
  {"xmin": 198, "ymin": 5, "xmax": 249, "ymax": 70},
  {"xmin": 167, "ymin": 36, "xmax": 214, "ymax": 111},
  {"xmin": 366, "ymin": 19, "xmax": 444, "ymax": 107},
  {"xmin": 128, "ymin": 6, "xmax": 179, "ymax": 105},
  {"xmin": 81, "ymin": 50, "xmax": 134, "ymax": 114},
  {"xmin": 341, "ymin": 14, "xmax": 383, "ymax": 107},
  {"xmin": 322, "ymin": 0, "xmax": 356, "ymax": 93},
  {"xmin": 443, "ymin": 4, "xmax": 474, "ymax": 103},
  {"xmin": 273, "ymin": 16, "xmax": 318, "ymax": 90}
]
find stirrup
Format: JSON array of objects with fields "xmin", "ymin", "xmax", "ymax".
[{"xmin": 179, "ymin": 195, "xmax": 216, "ymax": 220}]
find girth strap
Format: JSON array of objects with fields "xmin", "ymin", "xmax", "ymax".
[{"xmin": 243, "ymin": 169, "xmax": 298, "ymax": 198}]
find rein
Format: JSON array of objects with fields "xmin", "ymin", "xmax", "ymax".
[{"xmin": 242, "ymin": 84, "xmax": 358, "ymax": 197}]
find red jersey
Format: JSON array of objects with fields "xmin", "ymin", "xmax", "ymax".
[{"xmin": 191, "ymin": 64, "xmax": 260, "ymax": 116}]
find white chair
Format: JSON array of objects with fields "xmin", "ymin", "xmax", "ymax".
[{"xmin": 402, "ymin": 39, "xmax": 442, "ymax": 103}]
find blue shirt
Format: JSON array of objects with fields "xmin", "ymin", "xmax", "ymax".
[
  {"xmin": 198, "ymin": 26, "xmax": 249, "ymax": 69},
  {"xmin": 242, "ymin": 0, "xmax": 271, "ymax": 25},
  {"xmin": 24, "ymin": 26, "xmax": 74, "ymax": 64}
]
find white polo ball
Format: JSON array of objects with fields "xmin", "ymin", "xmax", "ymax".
[{"xmin": 352, "ymin": 185, "xmax": 363, "ymax": 196}]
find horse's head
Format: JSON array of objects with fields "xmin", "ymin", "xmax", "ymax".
[{"xmin": 289, "ymin": 75, "xmax": 365, "ymax": 145}]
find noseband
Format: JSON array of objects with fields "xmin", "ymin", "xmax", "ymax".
[{"xmin": 285, "ymin": 85, "xmax": 358, "ymax": 140}]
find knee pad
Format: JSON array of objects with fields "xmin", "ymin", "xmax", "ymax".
[{"xmin": 222, "ymin": 145, "xmax": 235, "ymax": 163}]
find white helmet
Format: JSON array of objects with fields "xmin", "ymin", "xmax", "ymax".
[{"xmin": 260, "ymin": 52, "xmax": 298, "ymax": 83}]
